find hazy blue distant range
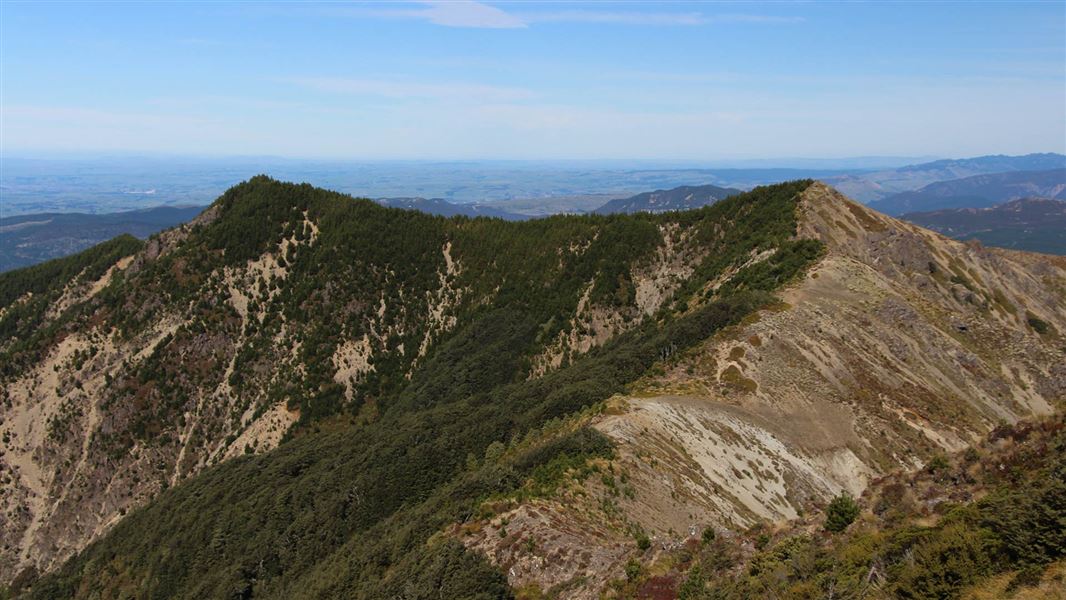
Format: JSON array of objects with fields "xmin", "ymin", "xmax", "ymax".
[
  {"xmin": 868, "ymin": 169, "xmax": 1066, "ymax": 215},
  {"xmin": 592, "ymin": 184, "xmax": 742, "ymax": 214},
  {"xmin": 0, "ymin": 155, "xmax": 892, "ymax": 217},
  {"xmin": 0, "ymin": 205, "xmax": 206, "ymax": 272},
  {"xmin": 3, "ymin": 154, "xmax": 1061, "ymax": 217},
  {"xmin": 900, "ymin": 198, "xmax": 1066, "ymax": 256},
  {"xmin": 822, "ymin": 154, "xmax": 1066, "ymax": 203},
  {"xmin": 375, "ymin": 197, "xmax": 526, "ymax": 220},
  {"xmin": 378, "ymin": 183, "xmax": 745, "ymax": 218}
]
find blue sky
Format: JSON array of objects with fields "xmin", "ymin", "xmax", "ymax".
[{"xmin": 2, "ymin": 1, "xmax": 1064, "ymax": 159}]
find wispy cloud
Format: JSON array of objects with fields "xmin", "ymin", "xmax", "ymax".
[
  {"xmin": 358, "ymin": 1, "xmax": 526, "ymax": 29},
  {"xmin": 338, "ymin": 1, "xmax": 802, "ymax": 29},
  {"xmin": 518, "ymin": 9, "xmax": 707, "ymax": 26},
  {"xmin": 284, "ymin": 77, "xmax": 534, "ymax": 102},
  {"xmin": 519, "ymin": 11, "xmax": 803, "ymax": 26}
]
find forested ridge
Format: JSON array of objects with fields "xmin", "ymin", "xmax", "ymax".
[{"xmin": 5, "ymin": 178, "xmax": 822, "ymax": 598}]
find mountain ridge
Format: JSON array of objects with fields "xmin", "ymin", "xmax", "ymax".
[
  {"xmin": 1, "ymin": 177, "xmax": 817, "ymax": 594},
  {"xmin": 454, "ymin": 182, "xmax": 1065, "ymax": 595},
  {"xmin": 2, "ymin": 178, "xmax": 1063, "ymax": 599}
]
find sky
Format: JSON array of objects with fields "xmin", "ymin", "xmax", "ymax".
[{"xmin": 1, "ymin": 1, "xmax": 1064, "ymax": 160}]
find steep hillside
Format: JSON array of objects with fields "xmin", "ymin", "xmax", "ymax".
[
  {"xmin": 453, "ymin": 183, "xmax": 1066, "ymax": 597},
  {"xmin": 593, "ymin": 184, "xmax": 742, "ymax": 215},
  {"xmin": 0, "ymin": 206, "xmax": 206, "ymax": 273},
  {"xmin": 1, "ymin": 177, "xmax": 820, "ymax": 596},
  {"xmin": 869, "ymin": 168, "xmax": 1066, "ymax": 215},
  {"xmin": 901, "ymin": 198, "xmax": 1066, "ymax": 255}
]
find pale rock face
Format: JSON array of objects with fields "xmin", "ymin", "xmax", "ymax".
[
  {"xmin": 529, "ymin": 223, "xmax": 705, "ymax": 377},
  {"xmin": 460, "ymin": 183, "xmax": 1066, "ymax": 596},
  {"xmin": 0, "ymin": 209, "xmax": 324, "ymax": 583}
]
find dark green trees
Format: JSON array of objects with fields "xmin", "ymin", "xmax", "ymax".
[{"xmin": 824, "ymin": 493, "xmax": 861, "ymax": 533}]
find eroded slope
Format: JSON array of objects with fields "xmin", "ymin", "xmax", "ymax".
[{"xmin": 459, "ymin": 183, "xmax": 1065, "ymax": 597}]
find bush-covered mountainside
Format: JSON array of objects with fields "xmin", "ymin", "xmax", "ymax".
[{"xmin": 1, "ymin": 177, "xmax": 824, "ymax": 596}]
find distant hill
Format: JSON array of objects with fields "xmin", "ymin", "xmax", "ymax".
[
  {"xmin": 376, "ymin": 197, "xmax": 526, "ymax": 220},
  {"xmin": 0, "ymin": 205, "xmax": 206, "ymax": 272},
  {"xmin": 822, "ymin": 153, "xmax": 1066, "ymax": 202},
  {"xmin": 901, "ymin": 197, "xmax": 1066, "ymax": 255},
  {"xmin": 592, "ymin": 183, "xmax": 742, "ymax": 214},
  {"xmin": 894, "ymin": 152, "xmax": 1066, "ymax": 174},
  {"xmin": 867, "ymin": 168, "xmax": 1066, "ymax": 215}
]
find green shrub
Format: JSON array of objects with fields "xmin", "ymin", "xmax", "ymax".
[
  {"xmin": 825, "ymin": 493, "xmax": 861, "ymax": 533},
  {"xmin": 926, "ymin": 454, "xmax": 950, "ymax": 473},
  {"xmin": 1027, "ymin": 314, "xmax": 1050, "ymax": 335},
  {"xmin": 892, "ymin": 523, "xmax": 998, "ymax": 599},
  {"xmin": 625, "ymin": 558, "xmax": 643, "ymax": 582}
]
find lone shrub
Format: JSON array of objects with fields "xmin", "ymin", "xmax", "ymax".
[
  {"xmin": 1027, "ymin": 315, "xmax": 1050, "ymax": 335},
  {"xmin": 625, "ymin": 558, "xmax": 643, "ymax": 582},
  {"xmin": 825, "ymin": 493, "xmax": 861, "ymax": 533}
]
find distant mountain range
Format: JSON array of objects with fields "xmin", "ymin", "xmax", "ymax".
[
  {"xmin": 822, "ymin": 153, "xmax": 1066, "ymax": 203},
  {"xmin": 901, "ymin": 197, "xmax": 1066, "ymax": 255},
  {"xmin": 381, "ymin": 184, "xmax": 745, "ymax": 217},
  {"xmin": 592, "ymin": 184, "xmax": 742, "ymax": 214},
  {"xmin": 0, "ymin": 205, "xmax": 207, "ymax": 272},
  {"xmin": 6, "ymin": 155, "xmax": 1066, "ymax": 271},
  {"xmin": 868, "ymin": 168, "xmax": 1066, "ymax": 216},
  {"xmin": 375, "ymin": 197, "xmax": 526, "ymax": 220}
]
